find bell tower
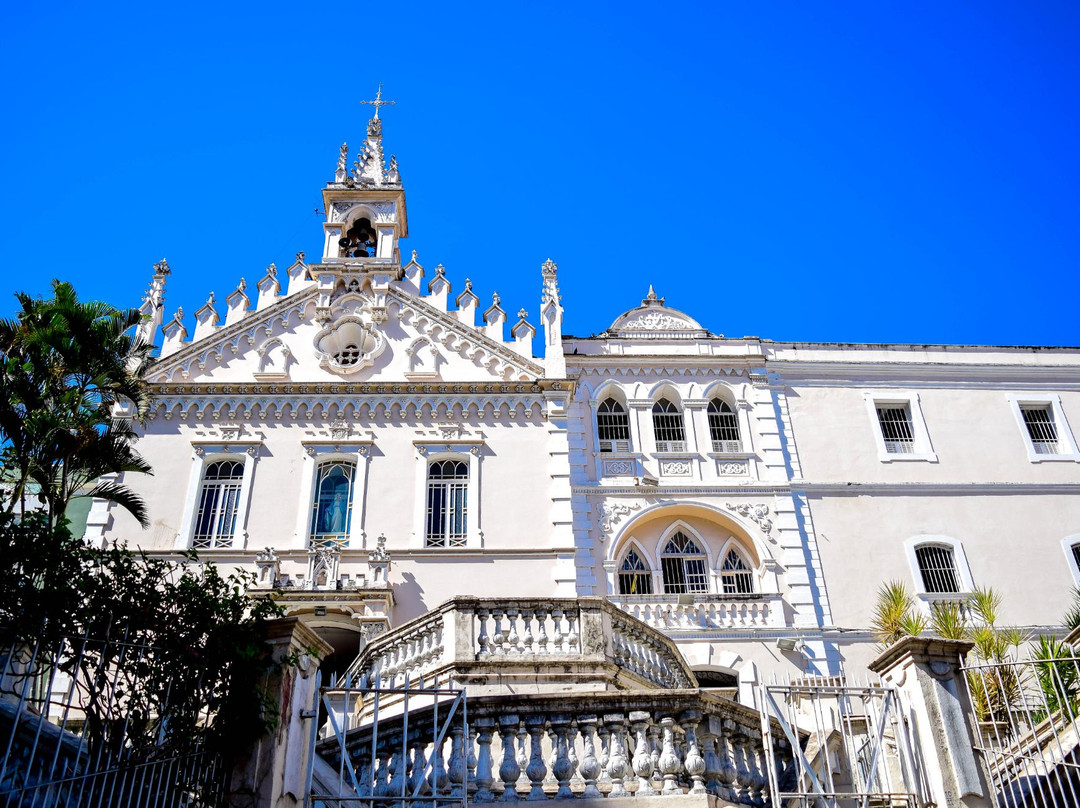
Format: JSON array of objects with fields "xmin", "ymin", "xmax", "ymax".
[{"xmin": 319, "ymin": 85, "xmax": 409, "ymax": 271}]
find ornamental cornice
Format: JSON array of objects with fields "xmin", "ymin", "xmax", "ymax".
[
  {"xmin": 764, "ymin": 360, "xmax": 1080, "ymax": 387},
  {"xmin": 390, "ymin": 288, "xmax": 546, "ymax": 378},
  {"xmin": 573, "ymin": 485, "xmax": 793, "ymax": 496},
  {"xmin": 150, "ymin": 288, "xmax": 318, "ymax": 381},
  {"xmin": 569, "ymin": 364, "xmax": 757, "ymax": 377},
  {"xmin": 148, "ymin": 380, "xmax": 568, "ymax": 397}
]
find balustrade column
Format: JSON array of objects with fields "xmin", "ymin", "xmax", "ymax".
[
  {"xmin": 597, "ymin": 722, "xmax": 611, "ymax": 786},
  {"xmin": 524, "ymin": 715, "xmax": 548, "ymax": 800},
  {"xmin": 536, "ymin": 608, "xmax": 549, "ymax": 652},
  {"xmin": 603, "ymin": 714, "xmax": 629, "ymax": 797},
  {"xmin": 700, "ymin": 729, "xmax": 722, "ymax": 795},
  {"xmin": 408, "ymin": 738, "xmax": 429, "ymax": 797},
  {"xmin": 659, "ymin": 716, "xmax": 684, "ymax": 795},
  {"xmin": 648, "ymin": 723, "xmax": 663, "ymax": 791},
  {"xmin": 749, "ymin": 741, "xmax": 768, "ymax": 808},
  {"xmin": 551, "ymin": 609, "xmax": 564, "ymax": 652},
  {"xmin": 577, "ymin": 715, "xmax": 603, "ymax": 798},
  {"xmin": 732, "ymin": 731, "xmax": 753, "ymax": 804},
  {"xmin": 447, "ymin": 725, "xmax": 466, "ymax": 798},
  {"xmin": 477, "ymin": 609, "xmax": 491, "ymax": 657},
  {"xmin": 521, "ymin": 609, "xmax": 535, "ymax": 653},
  {"xmin": 629, "ymin": 711, "xmax": 657, "ymax": 796},
  {"xmin": 467, "ymin": 724, "xmax": 479, "ymax": 794},
  {"xmin": 497, "ymin": 714, "xmax": 521, "ymax": 802},
  {"xmin": 491, "ymin": 611, "xmax": 506, "ymax": 655},
  {"xmin": 388, "ymin": 741, "xmax": 407, "ymax": 799},
  {"xmin": 681, "ymin": 709, "xmax": 707, "ymax": 795},
  {"xmin": 717, "ymin": 721, "xmax": 738, "ymax": 802},
  {"xmin": 432, "ymin": 736, "xmax": 450, "ymax": 798},
  {"xmin": 473, "ymin": 718, "xmax": 496, "ymax": 802},
  {"xmin": 550, "ymin": 714, "xmax": 576, "ymax": 798},
  {"xmin": 506, "ymin": 609, "xmax": 521, "ymax": 654}
]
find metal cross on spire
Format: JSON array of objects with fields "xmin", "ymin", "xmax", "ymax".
[{"xmin": 360, "ymin": 83, "xmax": 396, "ymax": 119}]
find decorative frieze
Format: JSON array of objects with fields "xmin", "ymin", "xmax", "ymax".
[{"xmin": 658, "ymin": 458, "xmax": 693, "ymax": 477}]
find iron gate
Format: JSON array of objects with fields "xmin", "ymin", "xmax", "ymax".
[
  {"xmin": 759, "ymin": 674, "xmax": 923, "ymax": 808},
  {"xmin": 963, "ymin": 655, "xmax": 1080, "ymax": 808}
]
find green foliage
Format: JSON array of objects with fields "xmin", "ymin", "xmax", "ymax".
[
  {"xmin": 1031, "ymin": 635, "xmax": 1079, "ymax": 717},
  {"xmin": 929, "ymin": 599, "xmax": 967, "ymax": 641},
  {"xmin": 871, "ymin": 581, "xmax": 925, "ymax": 647},
  {"xmin": 0, "ymin": 280, "xmax": 152, "ymax": 526},
  {"xmin": 1064, "ymin": 586, "xmax": 1080, "ymax": 631},
  {"xmin": 0, "ymin": 515, "xmax": 285, "ymax": 759}
]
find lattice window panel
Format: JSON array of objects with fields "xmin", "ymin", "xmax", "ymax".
[
  {"xmin": 426, "ymin": 460, "xmax": 469, "ymax": 548},
  {"xmin": 720, "ymin": 549, "xmax": 755, "ymax": 595},
  {"xmin": 876, "ymin": 405, "xmax": 915, "ymax": 453},
  {"xmin": 661, "ymin": 531, "xmax": 709, "ymax": 594},
  {"xmin": 653, "ymin": 398, "xmax": 686, "ymax": 453},
  {"xmin": 618, "ymin": 549, "xmax": 653, "ymax": 595},
  {"xmin": 1021, "ymin": 405, "xmax": 1060, "ymax": 454},
  {"xmin": 597, "ymin": 398, "xmax": 632, "ymax": 453},
  {"xmin": 708, "ymin": 399, "xmax": 741, "ymax": 453},
  {"xmin": 915, "ymin": 545, "xmax": 960, "ymax": 594},
  {"xmin": 192, "ymin": 461, "xmax": 244, "ymax": 549}
]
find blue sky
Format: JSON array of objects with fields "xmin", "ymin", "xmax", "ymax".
[{"xmin": 2, "ymin": 2, "xmax": 1078, "ymax": 346}]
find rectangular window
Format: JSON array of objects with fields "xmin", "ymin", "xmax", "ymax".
[
  {"xmin": 661, "ymin": 557, "xmax": 708, "ymax": 594},
  {"xmin": 1021, "ymin": 405, "xmax": 1060, "ymax": 455},
  {"xmin": 915, "ymin": 545, "xmax": 960, "ymax": 594},
  {"xmin": 876, "ymin": 405, "xmax": 915, "ymax": 454},
  {"xmin": 192, "ymin": 460, "xmax": 244, "ymax": 549},
  {"xmin": 426, "ymin": 460, "xmax": 468, "ymax": 547}
]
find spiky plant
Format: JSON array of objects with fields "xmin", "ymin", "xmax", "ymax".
[
  {"xmin": 1064, "ymin": 587, "xmax": 1080, "ymax": 631},
  {"xmin": 872, "ymin": 581, "xmax": 923, "ymax": 648},
  {"xmin": 930, "ymin": 600, "xmax": 968, "ymax": 641}
]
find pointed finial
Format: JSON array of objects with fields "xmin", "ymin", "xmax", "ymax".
[
  {"xmin": 411, "ymin": 249, "xmax": 418, "ymax": 262},
  {"xmin": 642, "ymin": 285, "xmax": 665, "ymax": 306},
  {"xmin": 360, "ymin": 83, "xmax": 396, "ymax": 120},
  {"xmin": 175, "ymin": 307, "xmax": 184, "ymax": 320},
  {"xmin": 465, "ymin": 278, "xmax": 473, "ymax": 291},
  {"xmin": 541, "ymin": 258, "xmax": 558, "ymax": 277},
  {"xmin": 153, "ymin": 258, "xmax": 171, "ymax": 276},
  {"xmin": 518, "ymin": 309, "xmax": 528, "ymax": 320},
  {"xmin": 493, "ymin": 291, "xmax": 501, "ymax": 305},
  {"xmin": 435, "ymin": 263, "xmax": 446, "ymax": 276},
  {"xmin": 206, "ymin": 292, "xmax": 216, "ymax": 306},
  {"xmin": 295, "ymin": 250, "xmax": 305, "ymax": 263},
  {"xmin": 267, "ymin": 262, "xmax": 277, "ymax": 277}
]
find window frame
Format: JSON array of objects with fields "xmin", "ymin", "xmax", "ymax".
[
  {"xmin": 309, "ymin": 459, "xmax": 358, "ymax": 549},
  {"xmin": 719, "ymin": 547, "xmax": 756, "ymax": 595},
  {"xmin": 295, "ymin": 441, "xmax": 372, "ymax": 550},
  {"xmin": 176, "ymin": 443, "xmax": 261, "ymax": 551},
  {"xmin": 597, "ymin": 397, "xmax": 633, "ymax": 454},
  {"xmin": 863, "ymin": 391, "xmax": 937, "ymax": 463},
  {"xmin": 1006, "ymin": 393, "xmax": 1080, "ymax": 463},
  {"xmin": 659, "ymin": 529, "xmax": 710, "ymax": 595},
  {"xmin": 707, "ymin": 398, "xmax": 742, "ymax": 454},
  {"xmin": 1062, "ymin": 535, "xmax": 1080, "ymax": 585},
  {"xmin": 191, "ymin": 459, "xmax": 246, "ymax": 550},
  {"xmin": 424, "ymin": 458, "xmax": 470, "ymax": 548},
  {"xmin": 617, "ymin": 546, "xmax": 654, "ymax": 596},
  {"xmin": 412, "ymin": 441, "xmax": 483, "ymax": 549},
  {"xmin": 904, "ymin": 536, "xmax": 975, "ymax": 598},
  {"xmin": 652, "ymin": 398, "xmax": 687, "ymax": 453}
]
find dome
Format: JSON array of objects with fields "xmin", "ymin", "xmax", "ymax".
[{"xmin": 606, "ymin": 286, "xmax": 712, "ymax": 339}]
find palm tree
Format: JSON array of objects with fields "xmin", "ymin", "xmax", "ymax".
[{"xmin": 0, "ymin": 280, "xmax": 153, "ymax": 527}]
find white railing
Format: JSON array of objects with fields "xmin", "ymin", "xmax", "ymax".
[{"xmin": 612, "ymin": 595, "xmax": 784, "ymax": 630}]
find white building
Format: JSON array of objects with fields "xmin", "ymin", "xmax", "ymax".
[{"xmin": 95, "ymin": 102, "xmax": 1080, "ymax": 700}]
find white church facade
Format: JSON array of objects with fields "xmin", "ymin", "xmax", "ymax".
[{"xmin": 91, "ymin": 101, "xmax": 1080, "ymax": 701}]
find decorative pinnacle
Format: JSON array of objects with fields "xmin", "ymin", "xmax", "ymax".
[
  {"xmin": 541, "ymin": 258, "xmax": 558, "ymax": 277},
  {"xmin": 236, "ymin": 278, "xmax": 246, "ymax": 292},
  {"xmin": 360, "ymin": 83, "xmax": 396, "ymax": 120},
  {"xmin": 267, "ymin": 263, "xmax": 277, "ymax": 277},
  {"xmin": 493, "ymin": 291, "xmax": 501, "ymax": 305},
  {"xmin": 153, "ymin": 258, "xmax": 171, "ymax": 276},
  {"xmin": 518, "ymin": 309, "xmax": 528, "ymax": 320},
  {"xmin": 435, "ymin": 263, "xmax": 446, "ymax": 276},
  {"xmin": 465, "ymin": 278, "xmax": 473, "ymax": 291},
  {"xmin": 643, "ymin": 285, "xmax": 665, "ymax": 306},
  {"xmin": 206, "ymin": 292, "xmax": 216, "ymax": 306}
]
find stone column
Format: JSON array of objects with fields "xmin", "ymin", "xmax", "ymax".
[
  {"xmin": 869, "ymin": 637, "xmax": 993, "ymax": 808},
  {"xmin": 228, "ymin": 617, "xmax": 334, "ymax": 808}
]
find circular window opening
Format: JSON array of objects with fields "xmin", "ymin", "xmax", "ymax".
[{"xmin": 335, "ymin": 344, "xmax": 362, "ymax": 366}]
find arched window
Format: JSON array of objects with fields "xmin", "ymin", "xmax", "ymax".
[
  {"xmin": 192, "ymin": 460, "xmax": 244, "ymax": 549},
  {"xmin": 720, "ymin": 549, "xmax": 755, "ymax": 595},
  {"xmin": 660, "ymin": 531, "xmax": 709, "ymax": 594},
  {"xmin": 426, "ymin": 460, "xmax": 469, "ymax": 547},
  {"xmin": 597, "ymin": 398, "xmax": 632, "ymax": 453},
  {"xmin": 618, "ymin": 548, "xmax": 653, "ymax": 595},
  {"xmin": 915, "ymin": 545, "xmax": 960, "ymax": 594},
  {"xmin": 652, "ymin": 398, "xmax": 686, "ymax": 452},
  {"xmin": 311, "ymin": 461, "xmax": 355, "ymax": 548},
  {"xmin": 707, "ymin": 399, "xmax": 741, "ymax": 453}
]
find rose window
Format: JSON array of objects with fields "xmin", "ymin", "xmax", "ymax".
[{"xmin": 314, "ymin": 317, "xmax": 384, "ymax": 374}]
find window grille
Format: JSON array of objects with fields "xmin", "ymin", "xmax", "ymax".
[
  {"xmin": 720, "ymin": 549, "xmax": 755, "ymax": 595},
  {"xmin": 310, "ymin": 461, "xmax": 355, "ymax": 548},
  {"xmin": 426, "ymin": 460, "xmax": 469, "ymax": 548},
  {"xmin": 335, "ymin": 344, "xmax": 362, "ymax": 366},
  {"xmin": 707, "ymin": 399, "xmax": 741, "ymax": 453},
  {"xmin": 597, "ymin": 398, "xmax": 632, "ymax": 453},
  {"xmin": 618, "ymin": 549, "xmax": 653, "ymax": 595},
  {"xmin": 876, "ymin": 405, "xmax": 915, "ymax": 453},
  {"xmin": 1021, "ymin": 405, "xmax": 1060, "ymax": 454},
  {"xmin": 915, "ymin": 545, "xmax": 960, "ymax": 594},
  {"xmin": 652, "ymin": 398, "xmax": 686, "ymax": 453},
  {"xmin": 661, "ymin": 531, "xmax": 709, "ymax": 594},
  {"xmin": 192, "ymin": 460, "xmax": 244, "ymax": 549}
]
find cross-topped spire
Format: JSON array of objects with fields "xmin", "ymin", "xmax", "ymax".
[{"xmin": 360, "ymin": 83, "xmax": 396, "ymax": 119}]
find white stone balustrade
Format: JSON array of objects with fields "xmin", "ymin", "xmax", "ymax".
[
  {"xmin": 349, "ymin": 597, "xmax": 697, "ymax": 694},
  {"xmin": 318, "ymin": 690, "xmax": 792, "ymax": 805},
  {"xmin": 611, "ymin": 595, "xmax": 784, "ymax": 631}
]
